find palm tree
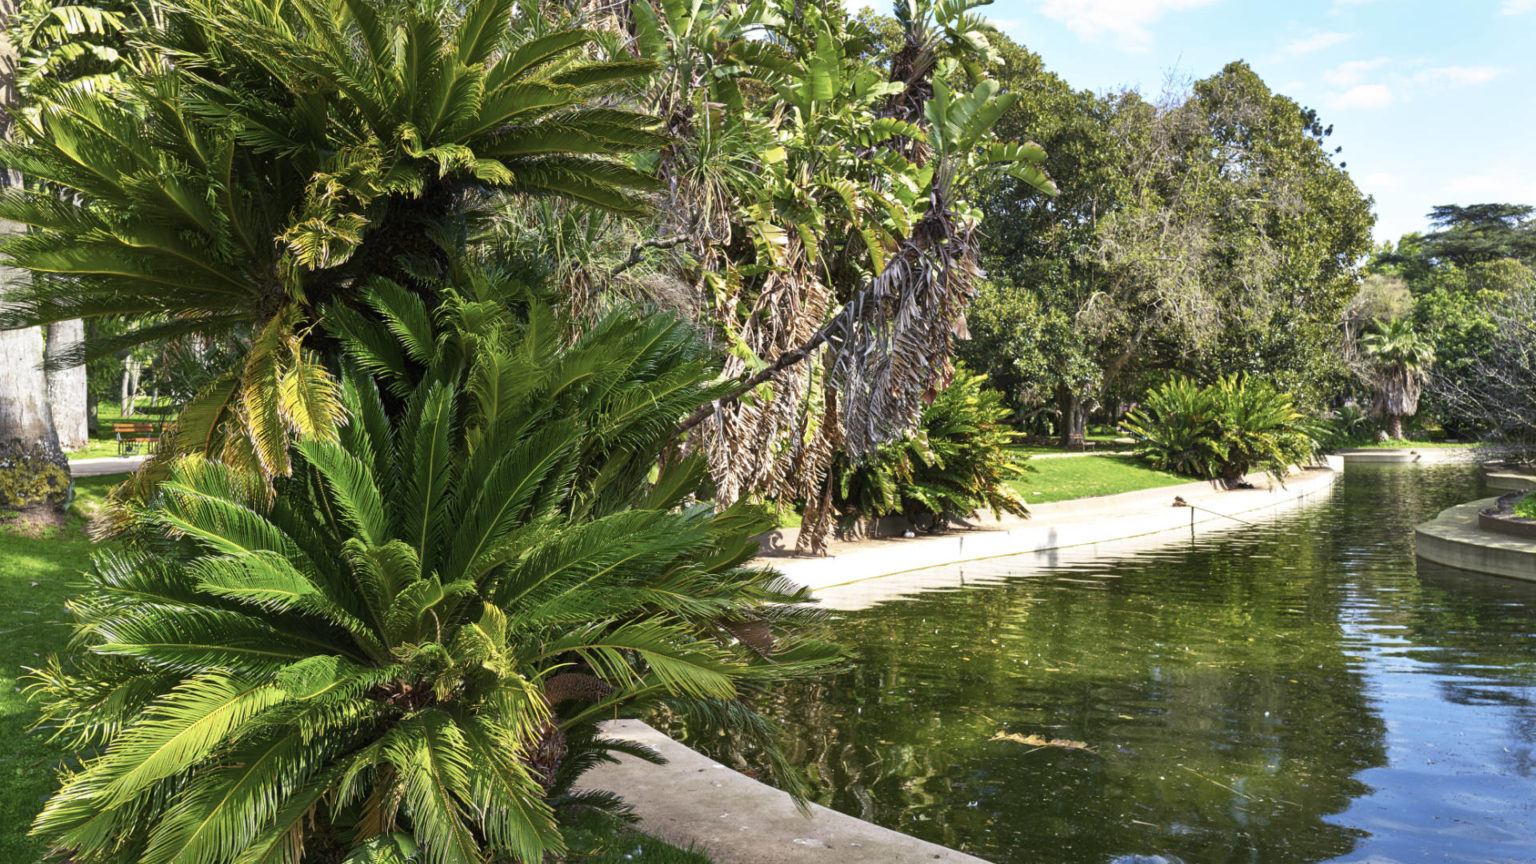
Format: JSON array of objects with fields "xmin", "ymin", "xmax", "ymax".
[
  {"xmin": 0, "ymin": 0, "xmax": 669, "ymax": 478},
  {"xmin": 1361, "ymin": 316, "xmax": 1435, "ymax": 440},
  {"xmin": 29, "ymin": 277, "xmax": 839, "ymax": 863},
  {"xmin": 628, "ymin": 0, "xmax": 1055, "ymax": 552}
]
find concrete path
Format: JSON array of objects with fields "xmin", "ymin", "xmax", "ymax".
[
  {"xmin": 70, "ymin": 455, "xmax": 148, "ymax": 476},
  {"xmin": 581, "ymin": 720, "xmax": 990, "ymax": 864}
]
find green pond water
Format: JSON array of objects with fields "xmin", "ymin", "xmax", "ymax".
[{"xmin": 677, "ymin": 464, "xmax": 1536, "ymax": 863}]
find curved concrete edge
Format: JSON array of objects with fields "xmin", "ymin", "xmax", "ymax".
[
  {"xmin": 1479, "ymin": 458, "xmax": 1536, "ymax": 492},
  {"xmin": 771, "ymin": 468, "xmax": 1340, "ymax": 597},
  {"xmin": 580, "ymin": 719, "xmax": 990, "ymax": 864},
  {"xmin": 1338, "ymin": 449, "xmax": 1422, "ymax": 464},
  {"xmin": 1485, "ymin": 473, "xmax": 1535, "ymax": 492},
  {"xmin": 1415, "ymin": 498, "xmax": 1536, "ymax": 583}
]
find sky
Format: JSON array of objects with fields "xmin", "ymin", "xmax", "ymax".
[{"xmin": 850, "ymin": 0, "xmax": 1536, "ymax": 244}]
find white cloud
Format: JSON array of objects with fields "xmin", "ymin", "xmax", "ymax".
[
  {"xmin": 1285, "ymin": 31, "xmax": 1353, "ymax": 54},
  {"xmin": 1327, "ymin": 84, "xmax": 1394, "ymax": 109},
  {"xmin": 1501, "ymin": 0, "xmax": 1535, "ymax": 15},
  {"xmin": 1032, "ymin": 0, "xmax": 1219, "ymax": 53},
  {"xmin": 1412, "ymin": 65, "xmax": 1500, "ymax": 86},
  {"xmin": 1323, "ymin": 58, "xmax": 1389, "ymax": 88}
]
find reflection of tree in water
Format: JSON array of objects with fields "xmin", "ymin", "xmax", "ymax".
[{"xmin": 665, "ymin": 465, "xmax": 1530, "ymax": 863}]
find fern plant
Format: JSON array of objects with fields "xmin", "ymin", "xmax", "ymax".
[
  {"xmin": 1125, "ymin": 375, "xmax": 1319, "ymax": 486},
  {"xmin": 27, "ymin": 284, "xmax": 839, "ymax": 864},
  {"xmin": 836, "ymin": 367, "xmax": 1027, "ymax": 530}
]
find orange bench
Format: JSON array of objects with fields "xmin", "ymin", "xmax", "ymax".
[{"xmin": 112, "ymin": 422, "xmax": 161, "ymax": 456}]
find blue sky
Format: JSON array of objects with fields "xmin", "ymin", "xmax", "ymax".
[{"xmin": 854, "ymin": 0, "xmax": 1536, "ymax": 244}]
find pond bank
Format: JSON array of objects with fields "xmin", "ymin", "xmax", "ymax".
[
  {"xmin": 581, "ymin": 720, "xmax": 990, "ymax": 864},
  {"xmin": 768, "ymin": 465, "xmax": 1341, "ymax": 601}
]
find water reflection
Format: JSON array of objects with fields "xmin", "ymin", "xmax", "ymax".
[{"xmin": 664, "ymin": 464, "xmax": 1536, "ymax": 863}]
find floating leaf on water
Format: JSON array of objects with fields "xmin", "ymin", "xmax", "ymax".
[{"xmin": 991, "ymin": 731, "xmax": 1094, "ymax": 752}]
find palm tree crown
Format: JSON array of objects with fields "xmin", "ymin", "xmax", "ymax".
[{"xmin": 1360, "ymin": 316, "xmax": 1435, "ymax": 437}]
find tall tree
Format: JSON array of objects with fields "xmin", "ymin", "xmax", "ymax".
[
  {"xmin": 1421, "ymin": 203, "xmax": 1536, "ymax": 268},
  {"xmin": 0, "ymin": 0, "xmax": 68, "ymax": 519},
  {"xmin": 974, "ymin": 54, "xmax": 1372, "ymax": 435},
  {"xmin": 1359, "ymin": 317, "xmax": 1435, "ymax": 440}
]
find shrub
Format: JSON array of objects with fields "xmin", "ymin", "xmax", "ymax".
[
  {"xmin": 26, "ymin": 290, "xmax": 839, "ymax": 864},
  {"xmin": 835, "ymin": 368, "xmax": 1028, "ymax": 530},
  {"xmin": 1515, "ymin": 494, "xmax": 1536, "ymax": 520},
  {"xmin": 1124, "ymin": 375, "xmax": 1319, "ymax": 486}
]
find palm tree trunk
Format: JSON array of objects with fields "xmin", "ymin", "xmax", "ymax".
[
  {"xmin": 1388, "ymin": 413, "xmax": 1404, "ymax": 440},
  {"xmin": 0, "ymin": 0, "xmax": 70, "ymax": 520},
  {"xmin": 46, "ymin": 320, "xmax": 88, "ymax": 450}
]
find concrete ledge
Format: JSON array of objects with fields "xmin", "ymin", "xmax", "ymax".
[
  {"xmin": 1482, "ymin": 461, "xmax": 1536, "ymax": 493},
  {"xmin": 581, "ymin": 720, "xmax": 990, "ymax": 864},
  {"xmin": 1415, "ymin": 498, "xmax": 1536, "ymax": 583},
  {"xmin": 1338, "ymin": 446, "xmax": 1524, "ymax": 466},
  {"xmin": 1337, "ymin": 449, "xmax": 1422, "ymax": 464},
  {"xmin": 772, "ymin": 468, "xmax": 1340, "ymax": 596}
]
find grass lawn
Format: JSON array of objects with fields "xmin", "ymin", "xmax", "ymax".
[
  {"xmin": 0, "ymin": 475, "xmax": 118, "ymax": 861},
  {"xmin": 1012, "ymin": 453, "xmax": 1191, "ymax": 504}
]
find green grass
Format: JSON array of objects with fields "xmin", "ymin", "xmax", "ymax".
[
  {"xmin": 0, "ymin": 475, "xmax": 118, "ymax": 860},
  {"xmin": 1011, "ymin": 453, "xmax": 1191, "ymax": 504}
]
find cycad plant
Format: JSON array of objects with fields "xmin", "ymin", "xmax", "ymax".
[
  {"xmin": 1125, "ymin": 375, "xmax": 1318, "ymax": 486},
  {"xmin": 1360, "ymin": 316, "xmax": 1435, "ymax": 440},
  {"xmin": 836, "ymin": 367, "xmax": 1027, "ymax": 531},
  {"xmin": 27, "ymin": 282, "xmax": 839, "ymax": 864},
  {"xmin": 0, "ymin": 0, "xmax": 668, "ymax": 477}
]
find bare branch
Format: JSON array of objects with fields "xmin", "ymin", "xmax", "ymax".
[{"xmin": 608, "ymin": 234, "xmax": 690, "ymax": 279}]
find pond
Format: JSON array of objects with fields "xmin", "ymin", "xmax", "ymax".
[{"xmin": 678, "ymin": 464, "xmax": 1536, "ymax": 863}]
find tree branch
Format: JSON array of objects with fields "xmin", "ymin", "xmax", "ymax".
[
  {"xmin": 609, "ymin": 234, "xmax": 690, "ymax": 279},
  {"xmin": 673, "ymin": 313, "xmax": 847, "ymax": 438}
]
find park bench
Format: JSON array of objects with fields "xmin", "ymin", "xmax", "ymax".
[
  {"xmin": 112, "ymin": 421, "xmax": 162, "ymax": 456},
  {"xmin": 1066, "ymin": 433, "xmax": 1097, "ymax": 452}
]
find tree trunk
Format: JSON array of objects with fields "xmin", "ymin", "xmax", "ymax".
[
  {"xmin": 1056, "ymin": 386, "xmax": 1087, "ymax": 448},
  {"xmin": 121, "ymin": 357, "xmax": 140, "ymax": 417},
  {"xmin": 1388, "ymin": 413, "xmax": 1404, "ymax": 440},
  {"xmin": 0, "ymin": 4, "xmax": 70, "ymax": 521},
  {"xmin": 46, "ymin": 319, "xmax": 88, "ymax": 450}
]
